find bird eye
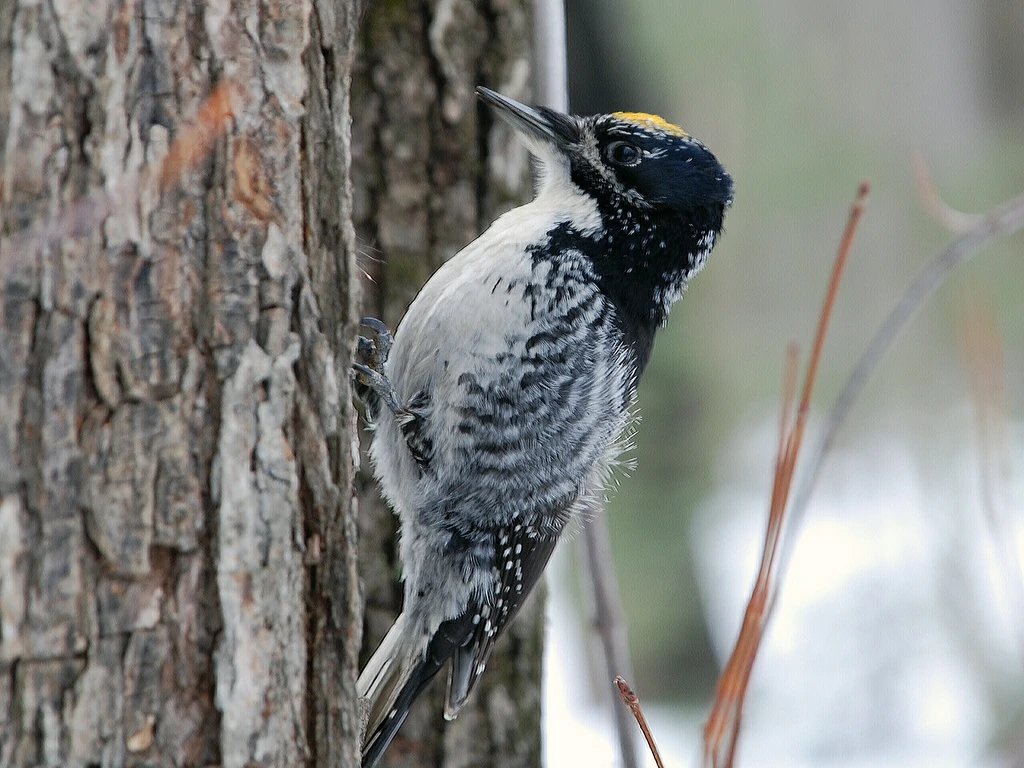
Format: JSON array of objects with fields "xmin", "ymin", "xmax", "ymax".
[{"xmin": 605, "ymin": 141, "xmax": 642, "ymax": 166}]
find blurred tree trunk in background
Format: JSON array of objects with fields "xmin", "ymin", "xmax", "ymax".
[
  {"xmin": 0, "ymin": 0, "xmax": 545, "ymax": 766},
  {"xmin": 0, "ymin": 0, "xmax": 363, "ymax": 765},
  {"xmin": 980, "ymin": 0, "xmax": 1024, "ymax": 122},
  {"xmin": 351, "ymin": 2, "xmax": 546, "ymax": 766}
]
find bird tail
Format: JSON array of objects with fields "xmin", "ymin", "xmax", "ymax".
[
  {"xmin": 445, "ymin": 638, "xmax": 490, "ymax": 720},
  {"xmin": 358, "ymin": 614, "xmax": 444, "ymax": 768}
]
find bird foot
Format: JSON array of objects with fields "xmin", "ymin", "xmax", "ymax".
[
  {"xmin": 357, "ymin": 316, "xmax": 393, "ymax": 372},
  {"xmin": 354, "ymin": 317, "xmax": 405, "ymax": 417}
]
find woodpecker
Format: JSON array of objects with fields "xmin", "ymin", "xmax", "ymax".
[{"xmin": 355, "ymin": 87, "xmax": 732, "ymax": 767}]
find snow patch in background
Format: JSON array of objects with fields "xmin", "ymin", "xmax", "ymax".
[{"xmin": 544, "ymin": 415, "xmax": 1024, "ymax": 766}]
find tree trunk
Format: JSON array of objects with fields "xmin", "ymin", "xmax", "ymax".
[
  {"xmin": 351, "ymin": 2, "xmax": 544, "ymax": 767},
  {"xmin": 980, "ymin": 0, "xmax": 1024, "ymax": 121},
  {"xmin": 0, "ymin": 0, "xmax": 362, "ymax": 766},
  {"xmin": 0, "ymin": 1, "xmax": 543, "ymax": 767}
]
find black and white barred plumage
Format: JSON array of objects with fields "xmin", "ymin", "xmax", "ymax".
[{"xmin": 357, "ymin": 88, "xmax": 733, "ymax": 767}]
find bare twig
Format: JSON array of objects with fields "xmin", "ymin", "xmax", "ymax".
[
  {"xmin": 776, "ymin": 343, "xmax": 800, "ymax": 474},
  {"xmin": 703, "ymin": 182, "xmax": 870, "ymax": 768},
  {"xmin": 780, "ymin": 186, "xmax": 1024, "ymax": 587},
  {"xmin": 581, "ymin": 510, "xmax": 640, "ymax": 768},
  {"xmin": 955, "ymin": 293, "xmax": 1024, "ymax": 662},
  {"xmin": 615, "ymin": 676, "xmax": 665, "ymax": 768},
  {"xmin": 703, "ymin": 349, "xmax": 803, "ymax": 768},
  {"xmin": 912, "ymin": 153, "xmax": 985, "ymax": 233}
]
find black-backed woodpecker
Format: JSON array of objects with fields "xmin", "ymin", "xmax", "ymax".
[{"xmin": 354, "ymin": 87, "xmax": 733, "ymax": 767}]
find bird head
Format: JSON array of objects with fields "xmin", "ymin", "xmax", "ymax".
[
  {"xmin": 477, "ymin": 87, "xmax": 733, "ymax": 365},
  {"xmin": 476, "ymin": 87, "xmax": 733, "ymax": 227}
]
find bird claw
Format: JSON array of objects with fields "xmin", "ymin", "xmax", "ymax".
[
  {"xmin": 358, "ymin": 317, "xmax": 394, "ymax": 372},
  {"xmin": 354, "ymin": 318, "xmax": 405, "ymax": 418},
  {"xmin": 353, "ymin": 362, "xmax": 408, "ymax": 417},
  {"xmin": 357, "ymin": 334, "xmax": 377, "ymax": 362}
]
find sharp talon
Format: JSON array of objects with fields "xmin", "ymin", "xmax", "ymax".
[
  {"xmin": 359, "ymin": 317, "xmax": 394, "ymax": 368},
  {"xmin": 360, "ymin": 317, "xmax": 390, "ymax": 334},
  {"xmin": 358, "ymin": 335, "xmax": 376, "ymax": 359},
  {"xmin": 352, "ymin": 362, "xmax": 375, "ymax": 383}
]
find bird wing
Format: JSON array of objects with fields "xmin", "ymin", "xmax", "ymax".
[{"xmin": 443, "ymin": 520, "xmax": 561, "ymax": 718}]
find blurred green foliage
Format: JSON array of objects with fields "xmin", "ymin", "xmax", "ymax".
[{"xmin": 569, "ymin": 0, "xmax": 1024, "ymax": 703}]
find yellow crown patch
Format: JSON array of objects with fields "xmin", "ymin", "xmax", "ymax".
[{"xmin": 611, "ymin": 112, "xmax": 688, "ymax": 137}]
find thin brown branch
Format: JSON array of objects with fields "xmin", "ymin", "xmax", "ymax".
[
  {"xmin": 703, "ymin": 181, "xmax": 870, "ymax": 768},
  {"xmin": 777, "ymin": 343, "xmax": 800, "ymax": 475},
  {"xmin": 799, "ymin": 180, "xmax": 871, "ymax": 422},
  {"xmin": 912, "ymin": 153, "xmax": 986, "ymax": 234},
  {"xmin": 781, "ymin": 185, "xmax": 1024, "ymax": 586},
  {"xmin": 615, "ymin": 677, "xmax": 665, "ymax": 768}
]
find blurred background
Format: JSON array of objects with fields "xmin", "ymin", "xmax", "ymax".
[{"xmin": 545, "ymin": 0, "xmax": 1024, "ymax": 765}]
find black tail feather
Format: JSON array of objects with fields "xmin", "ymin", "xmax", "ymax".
[
  {"xmin": 362, "ymin": 609, "xmax": 480, "ymax": 767},
  {"xmin": 361, "ymin": 654, "xmax": 444, "ymax": 768},
  {"xmin": 360, "ymin": 526, "xmax": 561, "ymax": 764}
]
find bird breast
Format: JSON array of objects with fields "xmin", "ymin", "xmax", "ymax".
[{"xmin": 369, "ymin": 205, "xmax": 636, "ymax": 537}]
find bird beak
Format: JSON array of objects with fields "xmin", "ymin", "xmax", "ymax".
[{"xmin": 476, "ymin": 87, "xmax": 578, "ymax": 149}]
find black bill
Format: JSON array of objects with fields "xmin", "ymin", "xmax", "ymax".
[{"xmin": 476, "ymin": 87, "xmax": 579, "ymax": 147}]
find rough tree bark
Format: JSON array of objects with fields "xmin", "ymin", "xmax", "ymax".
[
  {"xmin": 351, "ymin": 2, "xmax": 545, "ymax": 767},
  {"xmin": 0, "ymin": 0, "xmax": 363, "ymax": 766},
  {"xmin": 0, "ymin": 1, "xmax": 544, "ymax": 767}
]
